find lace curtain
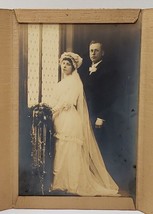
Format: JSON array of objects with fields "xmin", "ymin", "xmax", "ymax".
[{"xmin": 28, "ymin": 24, "xmax": 60, "ymax": 108}]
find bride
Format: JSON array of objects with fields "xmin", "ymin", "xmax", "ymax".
[{"xmin": 49, "ymin": 52, "xmax": 119, "ymax": 196}]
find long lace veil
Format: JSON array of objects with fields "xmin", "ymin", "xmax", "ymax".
[{"xmin": 76, "ymin": 71, "xmax": 119, "ymax": 192}]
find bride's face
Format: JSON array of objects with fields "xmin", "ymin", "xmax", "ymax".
[{"xmin": 61, "ymin": 60, "xmax": 73, "ymax": 76}]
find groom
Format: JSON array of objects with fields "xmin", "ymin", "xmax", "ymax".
[{"xmin": 79, "ymin": 40, "xmax": 117, "ymax": 151}]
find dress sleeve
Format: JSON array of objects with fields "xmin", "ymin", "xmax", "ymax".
[{"xmin": 50, "ymin": 83, "xmax": 74, "ymax": 114}]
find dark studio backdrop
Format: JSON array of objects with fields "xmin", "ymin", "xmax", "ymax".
[
  {"xmin": 73, "ymin": 22, "xmax": 141, "ymax": 196},
  {"xmin": 19, "ymin": 20, "xmax": 141, "ymax": 197}
]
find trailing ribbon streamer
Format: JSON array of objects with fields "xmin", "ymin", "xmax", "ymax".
[{"xmin": 30, "ymin": 103, "xmax": 53, "ymax": 195}]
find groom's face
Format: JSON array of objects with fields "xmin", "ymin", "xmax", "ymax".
[{"xmin": 89, "ymin": 43, "xmax": 103, "ymax": 64}]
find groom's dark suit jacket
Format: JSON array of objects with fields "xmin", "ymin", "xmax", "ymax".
[{"xmin": 79, "ymin": 60, "xmax": 117, "ymax": 122}]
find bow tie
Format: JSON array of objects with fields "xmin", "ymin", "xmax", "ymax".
[{"xmin": 89, "ymin": 65, "xmax": 97, "ymax": 75}]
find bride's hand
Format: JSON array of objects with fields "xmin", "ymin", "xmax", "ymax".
[
  {"xmin": 63, "ymin": 103, "xmax": 72, "ymax": 111},
  {"xmin": 51, "ymin": 107, "xmax": 59, "ymax": 119},
  {"xmin": 95, "ymin": 118, "xmax": 105, "ymax": 128}
]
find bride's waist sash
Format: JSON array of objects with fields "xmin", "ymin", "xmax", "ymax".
[{"xmin": 54, "ymin": 133, "xmax": 84, "ymax": 145}]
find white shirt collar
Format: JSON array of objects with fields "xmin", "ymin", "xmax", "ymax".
[
  {"xmin": 92, "ymin": 60, "xmax": 102, "ymax": 68},
  {"xmin": 89, "ymin": 60, "xmax": 102, "ymax": 75}
]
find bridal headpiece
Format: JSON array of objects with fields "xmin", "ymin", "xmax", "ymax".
[{"xmin": 60, "ymin": 52, "xmax": 83, "ymax": 69}]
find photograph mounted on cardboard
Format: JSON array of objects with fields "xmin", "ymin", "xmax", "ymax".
[
  {"xmin": 19, "ymin": 21, "xmax": 141, "ymax": 198},
  {"xmin": 2, "ymin": 8, "xmax": 153, "ymax": 213}
]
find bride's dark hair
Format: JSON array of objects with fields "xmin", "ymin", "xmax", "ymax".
[{"xmin": 62, "ymin": 57, "xmax": 75, "ymax": 72}]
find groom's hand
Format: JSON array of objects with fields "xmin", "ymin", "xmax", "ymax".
[{"xmin": 95, "ymin": 118, "xmax": 105, "ymax": 128}]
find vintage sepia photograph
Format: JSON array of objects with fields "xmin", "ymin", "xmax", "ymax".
[{"xmin": 19, "ymin": 21, "xmax": 141, "ymax": 198}]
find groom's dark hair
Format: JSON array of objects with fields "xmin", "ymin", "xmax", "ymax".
[{"xmin": 89, "ymin": 40, "xmax": 103, "ymax": 49}]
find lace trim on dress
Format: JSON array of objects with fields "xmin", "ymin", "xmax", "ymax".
[{"xmin": 54, "ymin": 133, "xmax": 84, "ymax": 145}]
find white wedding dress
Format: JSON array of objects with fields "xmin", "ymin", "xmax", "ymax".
[{"xmin": 49, "ymin": 70, "xmax": 119, "ymax": 196}]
